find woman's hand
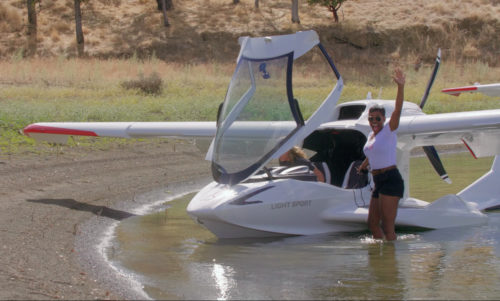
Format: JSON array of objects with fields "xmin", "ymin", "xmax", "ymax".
[
  {"xmin": 357, "ymin": 158, "xmax": 369, "ymax": 175},
  {"xmin": 389, "ymin": 67, "xmax": 405, "ymax": 131},
  {"xmin": 393, "ymin": 67, "xmax": 406, "ymax": 86},
  {"xmin": 356, "ymin": 166, "xmax": 368, "ymax": 175}
]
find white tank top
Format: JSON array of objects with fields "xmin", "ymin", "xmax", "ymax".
[{"xmin": 363, "ymin": 123, "xmax": 397, "ymax": 170}]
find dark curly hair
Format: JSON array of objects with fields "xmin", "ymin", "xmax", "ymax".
[{"xmin": 369, "ymin": 105, "xmax": 385, "ymax": 116}]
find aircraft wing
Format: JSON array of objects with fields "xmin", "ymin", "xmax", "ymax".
[
  {"xmin": 398, "ymin": 109, "xmax": 500, "ymax": 158},
  {"xmin": 23, "ymin": 122, "xmax": 216, "ymax": 144},
  {"xmin": 441, "ymin": 83, "xmax": 500, "ymax": 97}
]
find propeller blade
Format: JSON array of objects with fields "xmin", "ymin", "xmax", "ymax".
[
  {"xmin": 420, "ymin": 48, "xmax": 441, "ymax": 109},
  {"xmin": 423, "ymin": 146, "xmax": 452, "ymax": 184},
  {"xmin": 419, "ymin": 49, "xmax": 451, "ymax": 184}
]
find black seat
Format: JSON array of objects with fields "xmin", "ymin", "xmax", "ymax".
[{"xmin": 342, "ymin": 160, "xmax": 369, "ymax": 189}]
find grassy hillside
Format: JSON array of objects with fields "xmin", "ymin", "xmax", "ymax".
[{"xmin": 1, "ymin": 0, "xmax": 499, "ymax": 65}]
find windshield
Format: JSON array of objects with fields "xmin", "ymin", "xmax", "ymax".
[
  {"xmin": 210, "ymin": 40, "xmax": 343, "ymax": 185},
  {"xmin": 212, "ymin": 53, "xmax": 299, "ymax": 184}
]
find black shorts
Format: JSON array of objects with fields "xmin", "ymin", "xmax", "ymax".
[{"xmin": 372, "ymin": 168, "xmax": 404, "ymax": 199}]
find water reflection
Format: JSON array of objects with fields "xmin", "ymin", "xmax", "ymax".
[
  {"xmin": 211, "ymin": 261, "xmax": 235, "ymax": 300},
  {"xmin": 366, "ymin": 243, "xmax": 404, "ymax": 299},
  {"xmin": 108, "ymin": 194, "xmax": 500, "ymax": 300}
]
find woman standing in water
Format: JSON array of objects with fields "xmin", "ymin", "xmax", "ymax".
[{"xmin": 358, "ymin": 68, "xmax": 406, "ymax": 241}]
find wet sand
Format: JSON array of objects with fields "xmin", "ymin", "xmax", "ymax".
[{"xmin": 0, "ymin": 140, "xmax": 210, "ymax": 299}]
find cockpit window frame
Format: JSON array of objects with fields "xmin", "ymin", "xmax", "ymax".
[
  {"xmin": 211, "ymin": 42, "xmax": 343, "ymax": 186},
  {"xmin": 216, "ymin": 52, "xmax": 302, "ymax": 128}
]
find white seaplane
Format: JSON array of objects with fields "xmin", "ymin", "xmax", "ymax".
[{"xmin": 23, "ymin": 31, "xmax": 500, "ymax": 238}]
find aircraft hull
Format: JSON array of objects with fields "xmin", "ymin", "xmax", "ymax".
[{"xmin": 186, "ymin": 180, "xmax": 488, "ymax": 239}]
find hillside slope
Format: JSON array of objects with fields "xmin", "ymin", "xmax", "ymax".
[{"xmin": 1, "ymin": 0, "xmax": 499, "ymax": 65}]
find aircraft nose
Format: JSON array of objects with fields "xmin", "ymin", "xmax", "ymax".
[
  {"xmin": 186, "ymin": 196, "xmax": 212, "ymax": 219},
  {"xmin": 186, "ymin": 183, "xmax": 238, "ymax": 220}
]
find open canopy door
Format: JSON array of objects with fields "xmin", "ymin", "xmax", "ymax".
[{"xmin": 211, "ymin": 31, "xmax": 343, "ymax": 185}]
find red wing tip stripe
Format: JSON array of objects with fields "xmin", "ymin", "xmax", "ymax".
[
  {"xmin": 441, "ymin": 86, "xmax": 478, "ymax": 94},
  {"xmin": 23, "ymin": 125, "xmax": 98, "ymax": 137}
]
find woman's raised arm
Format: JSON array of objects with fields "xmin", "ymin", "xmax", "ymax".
[{"xmin": 389, "ymin": 68, "xmax": 405, "ymax": 131}]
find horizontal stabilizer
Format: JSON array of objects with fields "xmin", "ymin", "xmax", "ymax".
[
  {"xmin": 441, "ymin": 83, "xmax": 500, "ymax": 97},
  {"xmin": 441, "ymin": 86, "xmax": 477, "ymax": 96}
]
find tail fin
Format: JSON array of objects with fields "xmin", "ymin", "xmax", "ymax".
[{"xmin": 458, "ymin": 155, "xmax": 500, "ymax": 211}]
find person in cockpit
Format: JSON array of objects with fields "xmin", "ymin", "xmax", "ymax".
[{"xmin": 279, "ymin": 146, "xmax": 325, "ymax": 182}]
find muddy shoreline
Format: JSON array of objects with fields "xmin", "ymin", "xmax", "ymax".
[{"xmin": 0, "ymin": 140, "xmax": 210, "ymax": 299}]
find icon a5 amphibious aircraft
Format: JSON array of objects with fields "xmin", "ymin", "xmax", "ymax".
[{"xmin": 24, "ymin": 31, "xmax": 500, "ymax": 238}]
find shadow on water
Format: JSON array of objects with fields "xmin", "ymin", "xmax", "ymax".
[{"xmin": 26, "ymin": 198, "xmax": 136, "ymax": 221}]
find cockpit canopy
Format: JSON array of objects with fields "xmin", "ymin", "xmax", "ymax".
[{"xmin": 211, "ymin": 31, "xmax": 342, "ymax": 185}]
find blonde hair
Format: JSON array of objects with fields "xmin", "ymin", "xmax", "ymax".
[{"xmin": 288, "ymin": 146, "xmax": 306, "ymax": 162}]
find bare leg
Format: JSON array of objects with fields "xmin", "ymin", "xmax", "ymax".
[
  {"xmin": 379, "ymin": 193, "xmax": 400, "ymax": 241},
  {"xmin": 368, "ymin": 197, "xmax": 384, "ymax": 239}
]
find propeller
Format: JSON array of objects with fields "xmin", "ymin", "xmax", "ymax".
[
  {"xmin": 419, "ymin": 49, "xmax": 452, "ymax": 184},
  {"xmin": 422, "ymin": 145, "xmax": 452, "ymax": 184},
  {"xmin": 419, "ymin": 49, "xmax": 441, "ymax": 110}
]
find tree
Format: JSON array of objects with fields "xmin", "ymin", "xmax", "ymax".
[
  {"xmin": 156, "ymin": 0, "xmax": 173, "ymax": 26},
  {"xmin": 156, "ymin": 0, "xmax": 173, "ymax": 11},
  {"xmin": 74, "ymin": 0, "xmax": 84, "ymax": 57},
  {"xmin": 307, "ymin": 0, "xmax": 347, "ymax": 22},
  {"xmin": 160, "ymin": 0, "xmax": 169, "ymax": 26},
  {"xmin": 26, "ymin": 0, "xmax": 38, "ymax": 56},
  {"xmin": 291, "ymin": 0, "xmax": 300, "ymax": 24}
]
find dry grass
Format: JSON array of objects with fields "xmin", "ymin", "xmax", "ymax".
[
  {"xmin": 321, "ymin": 0, "xmax": 500, "ymax": 64},
  {"xmin": 53, "ymin": 21, "xmax": 72, "ymax": 33},
  {"xmin": 0, "ymin": 2, "xmax": 22, "ymax": 32},
  {"xmin": 0, "ymin": 0, "xmax": 499, "ymax": 65},
  {"xmin": 50, "ymin": 28, "xmax": 60, "ymax": 43}
]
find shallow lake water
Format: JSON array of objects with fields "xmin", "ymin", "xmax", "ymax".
[{"xmin": 108, "ymin": 193, "xmax": 500, "ymax": 300}]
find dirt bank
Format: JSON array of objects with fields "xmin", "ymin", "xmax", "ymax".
[{"xmin": 0, "ymin": 140, "xmax": 210, "ymax": 299}]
